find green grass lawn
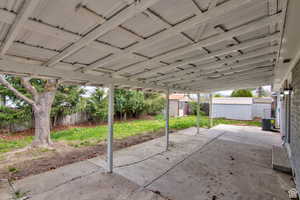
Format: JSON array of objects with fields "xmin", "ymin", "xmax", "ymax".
[
  {"xmin": 0, "ymin": 115, "xmax": 261, "ymax": 153},
  {"xmin": 0, "ymin": 136, "xmax": 33, "ymax": 154}
]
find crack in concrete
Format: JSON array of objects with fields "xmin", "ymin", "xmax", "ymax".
[
  {"xmin": 148, "ymin": 189, "xmax": 173, "ymax": 200},
  {"xmin": 21, "ymin": 169, "xmax": 100, "ymax": 198},
  {"xmin": 115, "ymin": 151, "xmax": 165, "ymax": 168},
  {"xmin": 142, "ymin": 131, "xmax": 226, "ymax": 189}
]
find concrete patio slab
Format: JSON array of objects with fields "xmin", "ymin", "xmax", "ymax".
[
  {"xmin": 11, "ymin": 160, "xmax": 166, "ymax": 200},
  {"xmin": 146, "ymin": 139, "xmax": 292, "ymax": 200},
  {"xmin": 15, "ymin": 160, "xmax": 102, "ymax": 196},
  {"xmin": 0, "ymin": 179, "xmax": 12, "ymax": 200},
  {"xmin": 88, "ymin": 127, "xmax": 223, "ymax": 186},
  {"xmin": 216, "ymin": 124, "xmax": 282, "ymax": 148},
  {"xmin": 26, "ymin": 171, "xmax": 166, "ymax": 200},
  {"xmin": 9, "ymin": 125, "xmax": 294, "ymax": 200},
  {"xmin": 93, "ymin": 125, "xmax": 293, "ymax": 200}
]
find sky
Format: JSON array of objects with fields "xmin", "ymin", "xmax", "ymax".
[{"xmin": 82, "ymin": 86, "xmax": 97, "ymax": 97}]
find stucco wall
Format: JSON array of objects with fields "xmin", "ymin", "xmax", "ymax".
[
  {"xmin": 212, "ymin": 104, "xmax": 252, "ymax": 120},
  {"xmin": 289, "ymin": 60, "xmax": 300, "ymax": 192}
]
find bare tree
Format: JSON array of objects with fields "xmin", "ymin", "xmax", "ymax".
[{"xmin": 0, "ymin": 75, "xmax": 58, "ymax": 147}]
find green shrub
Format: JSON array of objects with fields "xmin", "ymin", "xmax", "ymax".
[
  {"xmin": 145, "ymin": 96, "xmax": 165, "ymax": 115},
  {"xmin": 0, "ymin": 106, "xmax": 32, "ymax": 127},
  {"xmin": 154, "ymin": 114, "xmax": 164, "ymax": 120},
  {"xmin": 231, "ymin": 89, "xmax": 253, "ymax": 97},
  {"xmin": 188, "ymin": 102, "xmax": 207, "ymax": 116}
]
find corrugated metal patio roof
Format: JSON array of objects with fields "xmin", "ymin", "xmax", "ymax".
[{"xmin": 0, "ymin": 0, "xmax": 288, "ymax": 92}]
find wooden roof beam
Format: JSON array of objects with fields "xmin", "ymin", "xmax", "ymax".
[
  {"xmin": 0, "ymin": 0, "xmax": 40, "ymax": 56},
  {"xmin": 82, "ymin": 0, "xmax": 255, "ymax": 72},
  {"xmin": 122, "ymin": 13, "xmax": 282, "ymax": 78},
  {"xmin": 44, "ymin": 0, "xmax": 161, "ymax": 67},
  {"xmin": 146, "ymin": 44, "xmax": 278, "ymax": 83}
]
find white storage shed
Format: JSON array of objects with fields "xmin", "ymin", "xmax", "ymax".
[{"xmin": 212, "ymin": 97, "xmax": 272, "ymax": 120}]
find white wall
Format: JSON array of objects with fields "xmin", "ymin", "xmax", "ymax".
[
  {"xmin": 212, "ymin": 104, "xmax": 253, "ymax": 120},
  {"xmin": 169, "ymin": 100, "xmax": 178, "ymax": 117},
  {"xmin": 252, "ymin": 103, "xmax": 272, "ymax": 119}
]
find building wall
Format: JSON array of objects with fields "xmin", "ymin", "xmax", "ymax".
[
  {"xmin": 169, "ymin": 100, "xmax": 179, "ymax": 117},
  {"xmin": 289, "ymin": 60, "xmax": 300, "ymax": 192},
  {"xmin": 169, "ymin": 100, "xmax": 190, "ymax": 117},
  {"xmin": 212, "ymin": 104, "xmax": 253, "ymax": 120},
  {"xmin": 252, "ymin": 103, "xmax": 272, "ymax": 119}
]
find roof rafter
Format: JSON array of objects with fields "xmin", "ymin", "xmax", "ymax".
[
  {"xmin": 76, "ymin": 4, "xmax": 145, "ymax": 42},
  {"xmin": 160, "ymin": 55, "xmax": 275, "ymax": 85},
  {"xmin": 0, "ymin": 8, "xmax": 126, "ymax": 57},
  {"xmin": 183, "ymin": 69, "xmax": 273, "ymax": 90},
  {"xmin": 143, "ymin": 9, "xmax": 197, "ymax": 44},
  {"xmin": 44, "ymin": 0, "xmax": 161, "ymax": 67},
  {"xmin": 0, "ymin": 56, "xmax": 171, "ymax": 91},
  {"xmin": 0, "ymin": 0, "xmax": 40, "ymax": 56},
  {"xmin": 0, "ymin": 0, "xmax": 290, "ymax": 93},
  {"xmin": 188, "ymin": 75, "xmax": 273, "ymax": 92},
  {"xmin": 169, "ymin": 63, "xmax": 274, "ymax": 86},
  {"xmin": 193, "ymin": 77, "xmax": 272, "ymax": 93},
  {"xmin": 146, "ymin": 44, "xmax": 278, "ymax": 83},
  {"xmin": 82, "ymin": 0, "xmax": 255, "ymax": 72},
  {"xmin": 137, "ymin": 35, "xmax": 279, "ymax": 82},
  {"xmin": 194, "ymin": 0, "xmax": 217, "ymax": 42},
  {"xmin": 126, "ymin": 13, "xmax": 282, "ymax": 78}
]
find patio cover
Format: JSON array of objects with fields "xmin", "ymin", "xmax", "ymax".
[{"xmin": 0, "ymin": 0, "xmax": 289, "ymax": 93}]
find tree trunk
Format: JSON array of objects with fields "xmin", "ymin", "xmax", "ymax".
[
  {"xmin": 0, "ymin": 95, "xmax": 5, "ymax": 106},
  {"xmin": 0, "ymin": 76, "xmax": 58, "ymax": 147},
  {"xmin": 31, "ymin": 90, "xmax": 56, "ymax": 147},
  {"xmin": 53, "ymin": 114, "xmax": 58, "ymax": 128}
]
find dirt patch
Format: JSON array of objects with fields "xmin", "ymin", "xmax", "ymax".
[
  {"xmin": 0, "ymin": 128, "xmax": 34, "ymax": 140},
  {"xmin": 0, "ymin": 130, "xmax": 164, "ymax": 180}
]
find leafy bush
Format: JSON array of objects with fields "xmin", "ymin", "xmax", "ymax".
[
  {"xmin": 231, "ymin": 89, "xmax": 253, "ymax": 97},
  {"xmin": 144, "ymin": 95, "xmax": 165, "ymax": 115},
  {"xmin": 51, "ymin": 86, "xmax": 86, "ymax": 117},
  {"xmin": 154, "ymin": 114, "xmax": 164, "ymax": 120},
  {"xmin": 188, "ymin": 102, "xmax": 208, "ymax": 116},
  {"xmin": 0, "ymin": 106, "xmax": 32, "ymax": 127},
  {"xmin": 114, "ymin": 90, "xmax": 165, "ymax": 120},
  {"xmin": 87, "ymin": 89, "xmax": 108, "ymax": 122},
  {"xmin": 114, "ymin": 89, "xmax": 146, "ymax": 120}
]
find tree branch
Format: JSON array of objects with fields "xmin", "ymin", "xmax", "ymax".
[
  {"xmin": 20, "ymin": 77, "xmax": 39, "ymax": 100},
  {"xmin": 0, "ymin": 75, "xmax": 36, "ymax": 106},
  {"xmin": 45, "ymin": 79, "xmax": 58, "ymax": 92}
]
